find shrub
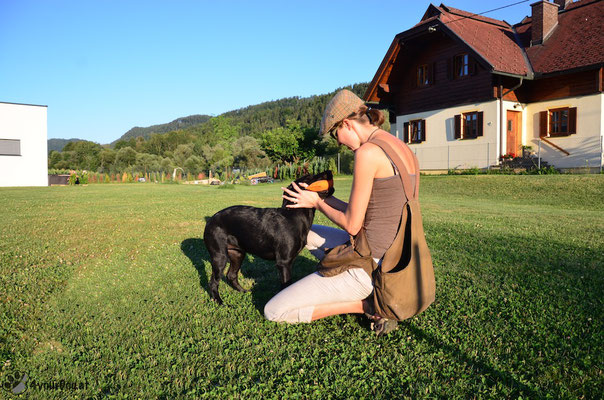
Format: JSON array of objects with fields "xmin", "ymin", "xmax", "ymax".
[{"xmin": 217, "ymin": 183, "xmax": 235, "ymax": 190}]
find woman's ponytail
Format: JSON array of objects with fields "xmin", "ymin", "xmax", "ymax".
[{"xmin": 354, "ymin": 105, "xmax": 385, "ymax": 127}]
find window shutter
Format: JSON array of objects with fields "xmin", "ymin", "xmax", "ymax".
[
  {"xmin": 454, "ymin": 114, "xmax": 461, "ymax": 139},
  {"xmin": 447, "ymin": 58, "xmax": 453, "ymax": 80},
  {"xmin": 470, "ymin": 58, "xmax": 478, "ymax": 76},
  {"xmin": 421, "ymin": 119, "xmax": 426, "ymax": 142},
  {"xmin": 568, "ymin": 107, "xmax": 577, "ymax": 134},
  {"xmin": 539, "ymin": 111, "xmax": 548, "ymax": 137},
  {"xmin": 477, "ymin": 112, "xmax": 484, "ymax": 136},
  {"xmin": 403, "ymin": 122, "xmax": 410, "ymax": 143}
]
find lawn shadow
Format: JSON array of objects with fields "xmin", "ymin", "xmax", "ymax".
[
  {"xmin": 404, "ymin": 323, "xmax": 542, "ymax": 398},
  {"xmin": 241, "ymin": 252, "xmax": 319, "ymax": 314},
  {"xmin": 180, "ymin": 235, "xmax": 320, "ymax": 315},
  {"xmin": 181, "ymin": 238, "xmax": 210, "ymax": 295}
]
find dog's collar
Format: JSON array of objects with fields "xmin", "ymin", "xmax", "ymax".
[{"xmin": 306, "ymin": 179, "xmax": 333, "ymax": 193}]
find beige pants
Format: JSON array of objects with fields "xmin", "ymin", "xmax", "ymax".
[{"xmin": 263, "ymin": 225, "xmax": 374, "ymax": 323}]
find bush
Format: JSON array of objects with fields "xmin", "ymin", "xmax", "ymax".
[
  {"xmin": 527, "ymin": 166, "xmax": 560, "ymax": 175},
  {"xmin": 216, "ymin": 183, "xmax": 235, "ymax": 190}
]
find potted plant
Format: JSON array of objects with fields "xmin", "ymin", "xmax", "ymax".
[{"xmin": 521, "ymin": 145, "xmax": 533, "ymax": 158}]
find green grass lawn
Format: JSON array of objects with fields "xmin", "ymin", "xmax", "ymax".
[{"xmin": 1, "ymin": 175, "xmax": 603, "ymax": 399}]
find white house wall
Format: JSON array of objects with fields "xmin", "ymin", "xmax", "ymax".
[
  {"xmin": 0, "ymin": 102, "xmax": 48, "ymax": 187},
  {"xmin": 525, "ymin": 93, "xmax": 603, "ymax": 169},
  {"xmin": 394, "ymin": 99, "xmax": 519, "ymax": 170}
]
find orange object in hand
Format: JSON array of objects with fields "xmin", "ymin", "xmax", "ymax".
[{"xmin": 305, "ymin": 179, "xmax": 333, "ymax": 193}]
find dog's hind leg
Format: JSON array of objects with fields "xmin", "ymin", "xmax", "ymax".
[
  {"xmin": 208, "ymin": 252, "xmax": 228, "ymax": 305},
  {"xmin": 204, "ymin": 224, "xmax": 228, "ymax": 305},
  {"xmin": 226, "ymin": 246, "xmax": 248, "ymax": 293}
]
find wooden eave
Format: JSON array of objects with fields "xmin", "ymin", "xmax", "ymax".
[
  {"xmin": 364, "ymin": 19, "xmax": 496, "ymax": 104},
  {"xmin": 363, "ymin": 37, "xmax": 401, "ymax": 104}
]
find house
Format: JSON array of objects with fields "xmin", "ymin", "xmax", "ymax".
[
  {"xmin": 365, "ymin": 0, "xmax": 603, "ymax": 171},
  {"xmin": 0, "ymin": 102, "xmax": 48, "ymax": 186}
]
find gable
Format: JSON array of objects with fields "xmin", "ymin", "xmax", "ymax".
[{"xmin": 365, "ymin": 3, "xmax": 531, "ymax": 103}]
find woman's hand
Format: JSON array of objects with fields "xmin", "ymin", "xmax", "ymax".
[{"xmin": 281, "ymin": 182, "xmax": 321, "ymax": 209}]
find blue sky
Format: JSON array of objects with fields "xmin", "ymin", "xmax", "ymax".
[{"xmin": 0, "ymin": 0, "xmax": 532, "ymax": 144}]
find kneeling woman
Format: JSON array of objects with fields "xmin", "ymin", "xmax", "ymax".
[{"xmin": 264, "ymin": 89, "xmax": 422, "ymax": 334}]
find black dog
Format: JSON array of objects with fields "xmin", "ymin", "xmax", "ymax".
[{"xmin": 203, "ymin": 170, "xmax": 334, "ymax": 305}]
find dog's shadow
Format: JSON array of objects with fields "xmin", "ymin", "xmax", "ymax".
[
  {"xmin": 181, "ymin": 237, "xmax": 211, "ymax": 293},
  {"xmin": 180, "ymin": 234, "xmax": 318, "ymax": 314}
]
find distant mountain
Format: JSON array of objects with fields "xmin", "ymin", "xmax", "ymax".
[
  {"xmin": 48, "ymin": 138, "xmax": 86, "ymax": 153},
  {"xmin": 113, "ymin": 114, "xmax": 212, "ymax": 144},
  {"xmin": 51, "ymin": 83, "xmax": 375, "ymax": 149}
]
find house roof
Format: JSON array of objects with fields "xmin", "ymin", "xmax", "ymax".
[
  {"xmin": 365, "ymin": 0, "xmax": 604, "ymax": 102},
  {"xmin": 514, "ymin": 0, "xmax": 604, "ymax": 74},
  {"xmin": 438, "ymin": 4, "xmax": 529, "ymax": 76}
]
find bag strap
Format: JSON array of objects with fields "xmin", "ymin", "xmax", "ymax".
[{"xmin": 369, "ymin": 137, "xmax": 419, "ymax": 201}]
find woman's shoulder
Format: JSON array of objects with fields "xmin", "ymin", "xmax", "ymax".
[
  {"xmin": 371, "ymin": 131, "xmax": 417, "ymax": 174},
  {"xmin": 356, "ymin": 140, "xmax": 387, "ymax": 163}
]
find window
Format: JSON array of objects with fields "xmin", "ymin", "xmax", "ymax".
[
  {"xmin": 464, "ymin": 112, "xmax": 478, "ymax": 138},
  {"xmin": 454, "ymin": 54, "xmax": 469, "ymax": 78},
  {"xmin": 0, "ymin": 139, "xmax": 21, "ymax": 156},
  {"xmin": 417, "ymin": 65, "xmax": 430, "ymax": 87},
  {"xmin": 540, "ymin": 107, "xmax": 577, "ymax": 137},
  {"xmin": 454, "ymin": 112, "xmax": 483, "ymax": 139},
  {"xmin": 403, "ymin": 119, "xmax": 426, "ymax": 144}
]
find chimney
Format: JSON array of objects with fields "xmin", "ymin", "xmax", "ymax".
[
  {"xmin": 553, "ymin": 0, "xmax": 572, "ymax": 10},
  {"xmin": 531, "ymin": 1, "xmax": 559, "ymax": 45}
]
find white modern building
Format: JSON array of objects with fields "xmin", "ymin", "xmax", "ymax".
[{"xmin": 0, "ymin": 102, "xmax": 48, "ymax": 187}]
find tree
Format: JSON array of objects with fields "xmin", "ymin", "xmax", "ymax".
[
  {"xmin": 160, "ymin": 157, "xmax": 173, "ymax": 172},
  {"xmin": 208, "ymin": 116, "xmax": 240, "ymax": 144},
  {"xmin": 114, "ymin": 138, "xmax": 137, "ymax": 151},
  {"xmin": 99, "ymin": 148, "xmax": 116, "ymax": 173},
  {"xmin": 135, "ymin": 153, "xmax": 161, "ymax": 174},
  {"xmin": 48, "ymin": 151, "xmax": 62, "ymax": 168},
  {"xmin": 61, "ymin": 140, "xmax": 103, "ymax": 170},
  {"xmin": 232, "ymin": 136, "xmax": 270, "ymax": 169},
  {"xmin": 202, "ymin": 143, "xmax": 233, "ymax": 171},
  {"xmin": 184, "ymin": 155, "xmax": 203, "ymax": 174},
  {"xmin": 115, "ymin": 147, "xmax": 137, "ymax": 170},
  {"xmin": 260, "ymin": 120, "xmax": 319, "ymax": 163},
  {"xmin": 173, "ymin": 144, "xmax": 194, "ymax": 168}
]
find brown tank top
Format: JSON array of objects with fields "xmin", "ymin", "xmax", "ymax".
[{"xmin": 363, "ymin": 159, "xmax": 415, "ymax": 260}]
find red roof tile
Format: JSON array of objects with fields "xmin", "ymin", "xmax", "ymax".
[
  {"xmin": 438, "ymin": 6, "xmax": 529, "ymax": 75},
  {"xmin": 365, "ymin": 0, "xmax": 603, "ymax": 101},
  {"xmin": 519, "ymin": 0, "xmax": 604, "ymax": 74}
]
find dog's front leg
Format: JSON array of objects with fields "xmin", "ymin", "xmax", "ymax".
[{"xmin": 276, "ymin": 263, "xmax": 293, "ymax": 289}]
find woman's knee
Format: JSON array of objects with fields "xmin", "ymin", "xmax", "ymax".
[
  {"xmin": 263, "ymin": 298, "xmax": 313, "ymax": 323},
  {"xmin": 263, "ymin": 298, "xmax": 282, "ymax": 322}
]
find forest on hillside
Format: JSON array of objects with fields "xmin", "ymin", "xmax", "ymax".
[{"xmin": 48, "ymin": 83, "xmax": 388, "ymax": 178}]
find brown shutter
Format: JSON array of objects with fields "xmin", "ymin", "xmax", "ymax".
[
  {"xmin": 403, "ymin": 122, "xmax": 410, "ymax": 143},
  {"xmin": 421, "ymin": 119, "xmax": 426, "ymax": 142},
  {"xmin": 477, "ymin": 112, "xmax": 484, "ymax": 137},
  {"xmin": 470, "ymin": 58, "xmax": 478, "ymax": 76},
  {"xmin": 568, "ymin": 107, "xmax": 577, "ymax": 134},
  {"xmin": 454, "ymin": 114, "xmax": 461, "ymax": 139},
  {"xmin": 539, "ymin": 111, "xmax": 548, "ymax": 137}
]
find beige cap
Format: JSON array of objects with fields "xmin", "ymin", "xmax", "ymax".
[{"xmin": 320, "ymin": 89, "xmax": 365, "ymax": 136}]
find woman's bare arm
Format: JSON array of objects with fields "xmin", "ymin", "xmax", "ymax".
[{"xmin": 284, "ymin": 144, "xmax": 381, "ymax": 235}]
